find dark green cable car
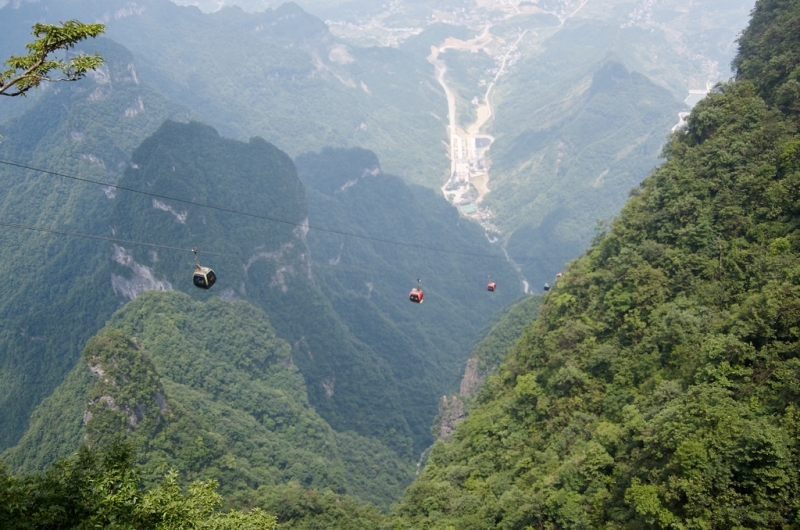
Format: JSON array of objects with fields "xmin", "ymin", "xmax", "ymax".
[{"xmin": 192, "ymin": 248, "xmax": 216, "ymax": 290}]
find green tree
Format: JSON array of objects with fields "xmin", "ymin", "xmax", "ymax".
[
  {"xmin": 0, "ymin": 20, "xmax": 105, "ymax": 97},
  {"xmin": 0, "ymin": 441, "xmax": 277, "ymax": 529}
]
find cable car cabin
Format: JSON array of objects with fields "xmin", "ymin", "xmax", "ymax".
[
  {"xmin": 487, "ymin": 282, "xmax": 497, "ymax": 292},
  {"xmin": 409, "ymin": 287, "xmax": 424, "ymax": 303},
  {"xmin": 543, "ymin": 282, "xmax": 551, "ymax": 291},
  {"xmin": 193, "ymin": 266, "xmax": 217, "ymax": 290}
]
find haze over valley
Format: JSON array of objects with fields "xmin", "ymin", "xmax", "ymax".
[
  {"xmin": 1, "ymin": 1, "xmax": 754, "ymax": 290},
  {"xmin": 4, "ymin": 0, "xmax": 797, "ymax": 528}
]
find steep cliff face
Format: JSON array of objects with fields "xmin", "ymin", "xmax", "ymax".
[
  {"xmin": 432, "ymin": 295, "xmax": 541, "ymax": 441},
  {"xmin": 392, "ymin": 0, "xmax": 800, "ymax": 527},
  {"xmin": 80, "ymin": 331, "xmax": 172, "ymax": 457}
]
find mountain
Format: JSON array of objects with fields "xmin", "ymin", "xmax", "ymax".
[
  {"xmin": 297, "ymin": 147, "xmax": 522, "ymax": 450},
  {"xmin": 103, "ymin": 120, "xmax": 422, "ymax": 456},
  {"xmin": 0, "ymin": 38, "xmax": 194, "ymax": 450},
  {"xmin": 104, "ymin": 123, "xmax": 525, "ymax": 457},
  {"xmin": 0, "ymin": 0, "xmax": 449, "ymax": 187},
  {"xmin": 0, "ymin": 38, "xmax": 523, "ymax": 474},
  {"xmin": 390, "ymin": 0, "xmax": 800, "ymax": 526},
  {"xmin": 2, "ymin": 290, "xmax": 413, "ymax": 508},
  {"xmin": 0, "ymin": 0, "xmax": 755, "ymax": 295},
  {"xmin": 493, "ymin": 57, "xmax": 683, "ymax": 287}
]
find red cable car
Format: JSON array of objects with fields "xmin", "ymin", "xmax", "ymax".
[
  {"xmin": 409, "ymin": 278, "xmax": 424, "ymax": 303},
  {"xmin": 487, "ymin": 282, "xmax": 496, "ymax": 292}
]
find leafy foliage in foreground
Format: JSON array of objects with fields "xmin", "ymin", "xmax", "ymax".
[
  {"xmin": 390, "ymin": 1, "xmax": 800, "ymax": 527},
  {"xmin": 0, "ymin": 442, "xmax": 276, "ymax": 529},
  {"xmin": 240, "ymin": 481, "xmax": 386, "ymax": 529},
  {"xmin": 0, "ymin": 20, "xmax": 104, "ymax": 97}
]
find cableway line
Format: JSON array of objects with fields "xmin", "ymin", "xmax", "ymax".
[{"xmin": 0, "ymin": 158, "xmax": 508, "ymax": 261}]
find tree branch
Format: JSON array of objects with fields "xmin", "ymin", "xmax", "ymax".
[{"xmin": 0, "ymin": 20, "xmax": 105, "ymax": 97}]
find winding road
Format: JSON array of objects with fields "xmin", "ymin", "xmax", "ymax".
[{"xmin": 429, "ymin": 0, "xmax": 591, "ymax": 203}]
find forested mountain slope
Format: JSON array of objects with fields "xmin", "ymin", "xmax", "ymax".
[
  {"xmin": 435, "ymin": 294, "xmax": 542, "ymax": 441},
  {"xmin": 0, "ymin": 38, "xmax": 193, "ymax": 450},
  {"xmin": 104, "ymin": 120, "xmax": 421, "ymax": 456},
  {"xmin": 2, "ymin": 291, "xmax": 412, "ymax": 509},
  {"xmin": 0, "ymin": 52, "xmax": 521, "ymax": 473},
  {"xmin": 459, "ymin": 295, "xmax": 543, "ymax": 399},
  {"xmin": 297, "ymin": 147, "xmax": 521, "ymax": 449},
  {"xmin": 391, "ymin": 0, "xmax": 800, "ymax": 526}
]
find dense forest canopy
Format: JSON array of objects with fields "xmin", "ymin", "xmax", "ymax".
[
  {"xmin": 735, "ymin": 0, "xmax": 800, "ymax": 116},
  {"xmin": 389, "ymin": 0, "xmax": 800, "ymax": 527}
]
